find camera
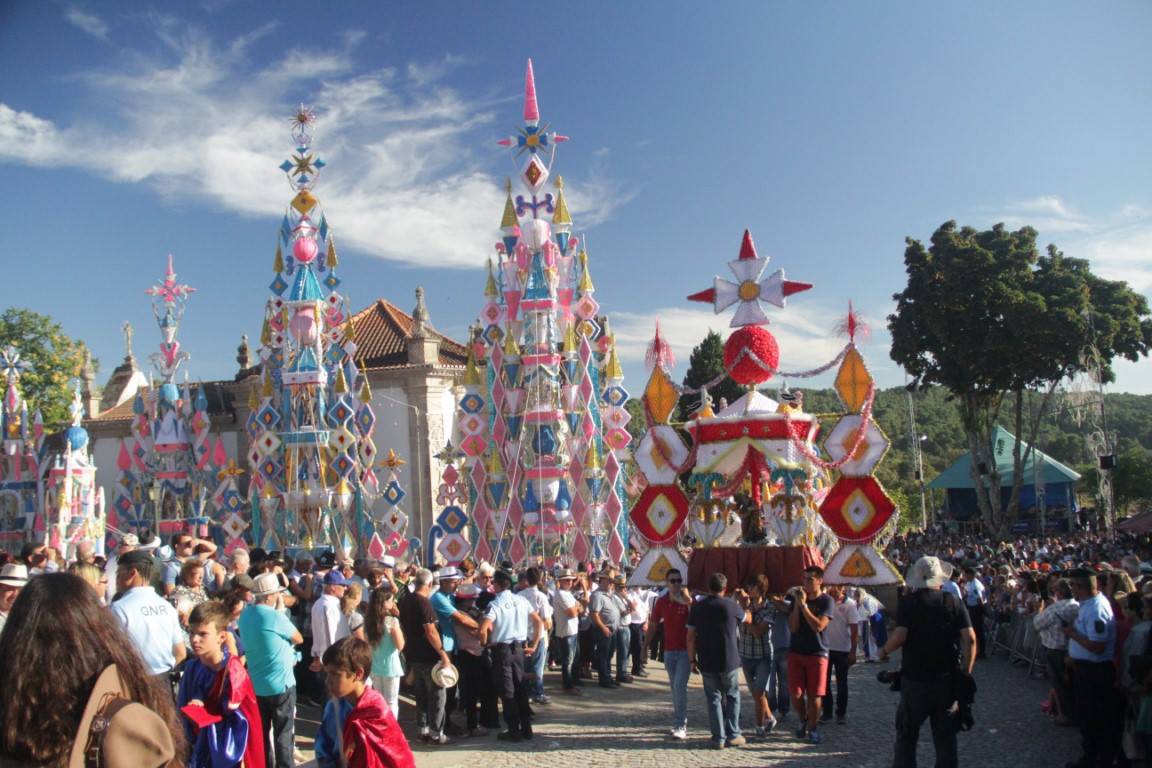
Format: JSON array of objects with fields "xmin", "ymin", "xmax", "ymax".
[{"xmin": 877, "ymin": 669, "xmax": 902, "ymax": 692}]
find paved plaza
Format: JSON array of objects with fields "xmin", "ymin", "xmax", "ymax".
[{"xmin": 297, "ymin": 651, "xmax": 1079, "ymax": 767}]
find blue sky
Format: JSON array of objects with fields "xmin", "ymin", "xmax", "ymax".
[{"xmin": 2, "ymin": 1, "xmax": 1150, "ymax": 397}]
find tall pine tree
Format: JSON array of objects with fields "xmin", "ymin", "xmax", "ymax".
[{"xmin": 678, "ymin": 330, "xmax": 743, "ymax": 422}]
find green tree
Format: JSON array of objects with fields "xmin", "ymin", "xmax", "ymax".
[
  {"xmin": 624, "ymin": 397, "xmax": 646, "ymax": 446},
  {"xmin": 889, "ymin": 222, "xmax": 1152, "ymax": 535},
  {"xmin": 678, "ymin": 330, "xmax": 743, "ymax": 422},
  {"xmin": 1081, "ymin": 447, "xmax": 1152, "ymax": 516},
  {"xmin": 0, "ymin": 308, "xmax": 93, "ymax": 428}
]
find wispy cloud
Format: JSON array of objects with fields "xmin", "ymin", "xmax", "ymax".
[
  {"xmin": 992, "ymin": 196, "xmax": 1152, "ymax": 295},
  {"xmin": 65, "ymin": 6, "xmax": 109, "ymax": 42},
  {"xmin": 0, "ymin": 19, "xmax": 630, "ymax": 270},
  {"xmin": 994, "ymin": 195, "xmax": 1092, "ymax": 234}
]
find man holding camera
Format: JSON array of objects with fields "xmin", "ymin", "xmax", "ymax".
[{"xmin": 879, "ymin": 555, "xmax": 975, "ymax": 768}]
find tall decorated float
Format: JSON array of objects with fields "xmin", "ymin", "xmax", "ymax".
[
  {"xmin": 0, "ymin": 346, "xmax": 41, "ymax": 553},
  {"xmin": 1, "ymin": 346, "xmax": 105, "ymax": 557},
  {"xmin": 628, "ymin": 229, "xmax": 902, "ymax": 589},
  {"xmin": 245, "ymin": 107, "xmax": 384, "ymax": 558},
  {"xmin": 450, "ymin": 61, "xmax": 632, "ymax": 568},
  {"xmin": 107, "ymin": 257, "xmax": 229, "ymax": 546}
]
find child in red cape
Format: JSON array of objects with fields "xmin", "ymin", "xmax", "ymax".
[
  {"xmin": 322, "ymin": 637, "xmax": 415, "ymax": 768},
  {"xmin": 178, "ymin": 601, "xmax": 265, "ymax": 768}
]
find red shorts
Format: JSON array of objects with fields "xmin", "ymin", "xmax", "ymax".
[{"xmin": 787, "ymin": 653, "xmax": 829, "ymax": 698}]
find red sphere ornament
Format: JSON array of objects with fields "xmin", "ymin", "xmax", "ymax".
[{"xmin": 723, "ymin": 326, "xmax": 780, "ymax": 385}]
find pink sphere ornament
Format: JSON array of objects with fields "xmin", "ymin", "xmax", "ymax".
[
  {"xmin": 293, "ymin": 237, "xmax": 318, "ymax": 264},
  {"xmin": 723, "ymin": 325, "xmax": 780, "ymax": 385}
]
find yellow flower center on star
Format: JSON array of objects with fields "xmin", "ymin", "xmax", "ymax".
[{"xmin": 739, "ymin": 281, "xmax": 760, "ymax": 301}]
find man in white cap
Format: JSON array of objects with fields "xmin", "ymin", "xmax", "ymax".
[
  {"xmin": 432, "ymin": 565, "xmax": 478, "ymax": 735},
  {"xmin": 879, "ymin": 555, "xmax": 975, "ymax": 768},
  {"xmin": 238, "ymin": 572, "xmax": 304, "ymax": 768},
  {"xmin": 400, "ymin": 568, "xmax": 454, "ymax": 744},
  {"xmin": 0, "ymin": 563, "xmax": 29, "ymax": 635},
  {"xmin": 552, "ymin": 569, "xmax": 583, "ymax": 693}
]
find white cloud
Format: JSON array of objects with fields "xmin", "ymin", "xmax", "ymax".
[
  {"xmin": 993, "ymin": 194, "xmax": 1092, "ymax": 234},
  {"xmin": 0, "ymin": 20, "xmax": 631, "ymax": 270},
  {"xmin": 988, "ymin": 195, "xmax": 1152, "ymax": 294},
  {"xmin": 65, "ymin": 7, "xmax": 109, "ymax": 42},
  {"xmin": 1064, "ymin": 219, "xmax": 1152, "ymax": 296}
]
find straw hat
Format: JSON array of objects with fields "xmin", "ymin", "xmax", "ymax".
[
  {"xmin": 431, "ymin": 660, "xmax": 459, "ymax": 688},
  {"xmin": 251, "ymin": 572, "xmax": 285, "ymax": 598},
  {"xmin": 0, "ymin": 563, "xmax": 29, "ymax": 588},
  {"xmin": 906, "ymin": 556, "xmax": 954, "ymax": 590}
]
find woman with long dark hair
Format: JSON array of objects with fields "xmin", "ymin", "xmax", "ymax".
[
  {"xmin": 0, "ymin": 573, "xmax": 185, "ymax": 766},
  {"xmin": 364, "ymin": 587, "xmax": 405, "ymax": 714}
]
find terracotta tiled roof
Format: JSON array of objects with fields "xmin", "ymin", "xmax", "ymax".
[
  {"xmin": 347, "ymin": 299, "xmax": 466, "ymax": 369},
  {"xmin": 87, "ymin": 396, "xmax": 137, "ymax": 424},
  {"xmin": 85, "ymin": 383, "xmax": 237, "ymax": 425}
]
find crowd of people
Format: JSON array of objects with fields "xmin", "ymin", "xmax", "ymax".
[
  {"xmin": 885, "ymin": 527, "xmax": 1152, "ymax": 768},
  {"xmin": 0, "ymin": 525, "xmax": 1146, "ymax": 767}
]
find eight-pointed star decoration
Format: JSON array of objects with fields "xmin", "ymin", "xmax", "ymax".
[
  {"xmin": 497, "ymin": 59, "xmax": 568, "ymax": 155},
  {"xmin": 687, "ymin": 229, "xmax": 812, "ymax": 327},
  {"xmin": 1, "ymin": 346, "xmax": 33, "ymax": 382},
  {"xmin": 145, "ymin": 254, "xmax": 197, "ymax": 305}
]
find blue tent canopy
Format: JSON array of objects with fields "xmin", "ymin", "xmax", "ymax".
[
  {"xmin": 928, "ymin": 425, "xmax": 1080, "ymax": 489},
  {"xmin": 928, "ymin": 426, "xmax": 1080, "ymax": 530}
]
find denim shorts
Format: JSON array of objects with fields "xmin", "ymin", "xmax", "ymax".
[{"xmin": 741, "ymin": 655, "xmax": 773, "ymax": 695}]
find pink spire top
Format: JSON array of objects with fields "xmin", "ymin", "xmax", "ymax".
[
  {"xmin": 166, "ymin": 252, "xmax": 175, "ymax": 277},
  {"xmin": 524, "ymin": 58, "xmax": 540, "ymax": 126},
  {"xmin": 738, "ymin": 229, "xmax": 757, "ymax": 261}
]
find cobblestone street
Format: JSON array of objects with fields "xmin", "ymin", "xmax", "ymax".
[{"xmin": 298, "ymin": 651, "xmax": 1079, "ymax": 767}]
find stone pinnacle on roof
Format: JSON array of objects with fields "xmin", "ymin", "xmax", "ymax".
[{"xmin": 411, "ymin": 286, "xmax": 433, "ymax": 339}]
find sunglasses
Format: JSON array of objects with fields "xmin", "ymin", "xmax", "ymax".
[{"xmin": 667, "ymin": 578, "xmax": 682, "ymax": 584}]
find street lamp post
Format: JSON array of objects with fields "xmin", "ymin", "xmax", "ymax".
[{"xmin": 906, "ymin": 381, "xmax": 929, "ymax": 530}]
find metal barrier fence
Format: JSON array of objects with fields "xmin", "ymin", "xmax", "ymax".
[{"xmin": 988, "ymin": 612, "xmax": 1046, "ymax": 677}]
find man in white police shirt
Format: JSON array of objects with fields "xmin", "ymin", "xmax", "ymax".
[
  {"xmin": 111, "ymin": 548, "xmax": 187, "ymax": 686},
  {"xmin": 1062, "ymin": 568, "xmax": 1118, "ymax": 768}
]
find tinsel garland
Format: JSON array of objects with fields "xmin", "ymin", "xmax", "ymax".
[{"xmin": 674, "ymin": 343, "xmax": 853, "ymax": 397}]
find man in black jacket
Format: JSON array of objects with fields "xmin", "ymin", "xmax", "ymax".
[{"xmin": 880, "ymin": 556, "xmax": 976, "ymax": 768}]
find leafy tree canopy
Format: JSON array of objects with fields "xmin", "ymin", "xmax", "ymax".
[
  {"xmin": 0, "ymin": 308, "xmax": 94, "ymax": 429},
  {"xmin": 888, "ymin": 221, "xmax": 1151, "ymax": 533}
]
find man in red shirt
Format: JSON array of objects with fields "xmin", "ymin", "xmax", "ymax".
[{"xmin": 646, "ymin": 569, "xmax": 693, "ymax": 739}]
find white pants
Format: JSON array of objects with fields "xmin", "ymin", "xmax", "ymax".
[{"xmin": 371, "ymin": 674, "xmax": 402, "ymax": 715}]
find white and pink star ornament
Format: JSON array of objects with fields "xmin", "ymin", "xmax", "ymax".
[{"xmin": 688, "ymin": 230, "xmax": 812, "ymax": 328}]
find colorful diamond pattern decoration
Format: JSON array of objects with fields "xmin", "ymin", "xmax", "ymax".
[
  {"xmin": 818, "ymin": 476, "xmax": 895, "ymax": 543},
  {"xmin": 460, "ymin": 393, "xmax": 485, "ymax": 414},
  {"xmin": 834, "ymin": 347, "xmax": 873, "ymax": 412},
  {"xmin": 635, "ymin": 425, "xmax": 689, "ymax": 484},
  {"xmin": 437, "ymin": 505, "xmax": 467, "ymax": 533},
  {"xmin": 330, "ymin": 453, "xmax": 355, "ymax": 478},
  {"xmin": 221, "ymin": 513, "xmax": 248, "ymax": 540},
  {"xmin": 220, "ymin": 488, "xmax": 243, "ymax": 514},
  {"xmin": 603, "ymin": 385, "xmax": 629, "ymax": 408},
  {"xmin": 256, "ymin": 404, "xmax": 280, "ymax": 429},
  {"xmin": 382, "ymin": 480, "xmax": 406, "ymax": 507},
  {"xmin": 629, "ymin": 484, "xmax": 690, "ymax": 544},
  {"xmin": 824, "ymin": 415, "xmax": 890, "ymax": 477},
  {"xmin": 437, "ymin": 532, "xmax": 470, "ymax": 564}
]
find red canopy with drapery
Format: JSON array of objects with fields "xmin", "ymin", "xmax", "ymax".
[{"xmin": 687, "ymin": 545, "xmax": 824, "ymax": 593}]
